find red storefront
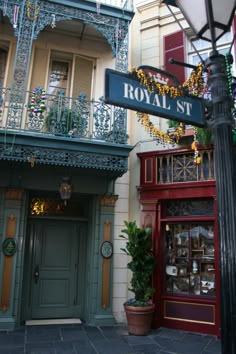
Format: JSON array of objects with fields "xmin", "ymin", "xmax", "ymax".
[{"xmin": 137, "ymin": 145, "xmax": 220, "ymax": 337}]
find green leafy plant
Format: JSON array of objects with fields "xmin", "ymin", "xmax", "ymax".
[
  {"xmin": 167, "ymin": 120, "xmax": 216, "ymax": 145},
  {"xmin": 45, "ymin": 106, "xmax": 88, "ymax": 136},
  {"xmin": 195, "ymin": 127, "xmax": 213, "ymax": 145},
  {"xmin": 120, "ymin": 221, "xmax": 156, "ymax": 307},
  {"xmin": 168, "ymin": 120, "xmax": 179, "ymax": 129},
  {"xmin": 45, "ymin": 106, "xmax": 72, "ymax": 135}
]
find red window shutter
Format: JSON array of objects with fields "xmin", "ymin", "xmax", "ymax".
[{"xmin": 164, "ymin": 31, "xmax": 186, "ymax": 84}]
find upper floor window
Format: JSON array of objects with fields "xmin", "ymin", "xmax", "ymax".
[
  {"xmin": 48, "ymin": 60, "xmax": 69, "ymax": 95},
  {"xmin": 0, "ymin": 41, "xmax": 9, "ymax": 87},
  {"xmin": 188, "ymin": 31, "xmax": 235, "ymax": 76},
  {"xmin": 46, "ymin": 50, "xmax": 95, "ymax": 99}
]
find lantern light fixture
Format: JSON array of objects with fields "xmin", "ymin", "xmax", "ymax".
[
  {"xmin": 163, "ymin": 0, "xmax": 236, "ymax": 48},
  {"xmin": 163, "ymin": 1, "xmax": 236, "ymax": 353},
  {"xmin": 59, "ymin": 177, "xmax": 72, "ymax": 205}
]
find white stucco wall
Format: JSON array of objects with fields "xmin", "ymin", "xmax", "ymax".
[{"xmin": 112, "ymin": 0, "xmax": 183, "ymax": 323}]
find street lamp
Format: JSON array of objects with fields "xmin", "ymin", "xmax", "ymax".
[
  {"xmin": 163, "ymin": 1, "xmax": 236, "ymax": 353},
  {"xmin": 173, "ymin": 0, "xmax": 235, "ymax": 46},
  {"xmin": 163, "ymin": 0, "xmax": 236, "ymax": 354}
]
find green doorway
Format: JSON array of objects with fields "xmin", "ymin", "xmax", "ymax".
[{"xmin": 22, "ymin": 195, "xmax": 89, "ymax": 322}]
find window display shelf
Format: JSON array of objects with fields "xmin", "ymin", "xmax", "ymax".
[{"xmin": 165, "ymin": 223, "xmax": 215, "ymax": 297}]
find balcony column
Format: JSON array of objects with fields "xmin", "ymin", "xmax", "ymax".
[
  {"xmin": 0, "ymin": 189, "xmax": 23, "ymax": 330},
  {"xmin": 5, "ymin": 0, "xmax": 39, "ymax": 128}
]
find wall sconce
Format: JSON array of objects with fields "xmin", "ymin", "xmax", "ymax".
[{"xmin": 59, "ymin": 177, "xmax": 72, "ymax": 205}]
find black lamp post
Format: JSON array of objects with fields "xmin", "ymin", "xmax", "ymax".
[{"xmin": 163, "ymin": 1, "xmax": 236, "ymax": 353}]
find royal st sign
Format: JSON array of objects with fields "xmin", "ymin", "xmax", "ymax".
[{"xmin": 104, "ymin": 69, "xmax": 206, "ymax": 127}]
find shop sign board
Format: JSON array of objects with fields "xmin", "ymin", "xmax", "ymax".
[{"xmin": 104, "ymin": 69, "xmax": 206, "ymax": 127}]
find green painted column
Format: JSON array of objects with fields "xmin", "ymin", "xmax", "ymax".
[
  {"xmin": 0, "ymin": 189, "xmax": 24, "ymax": 330},
  {"xmin": 93, "ymin": 194, "xmax": 118, "ymax": 325}
]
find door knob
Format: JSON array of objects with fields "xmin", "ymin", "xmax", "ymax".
[{"xmin": 34, "ymin": 265, "xmax": 39, "ymax": 284}]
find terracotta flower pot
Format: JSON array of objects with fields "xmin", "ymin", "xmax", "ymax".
[{"xmin": 124, "ymin": 303, "xmax": 155, "ymax": 336}]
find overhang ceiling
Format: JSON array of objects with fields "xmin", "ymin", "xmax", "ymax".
[{"xmin": 44, "ymin": 19, "xmax": 107, "ymax": 42}]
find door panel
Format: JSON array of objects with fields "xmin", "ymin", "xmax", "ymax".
[{"xmin": 31, "ymin": 220, "xmax": 79, "ymax": 319}]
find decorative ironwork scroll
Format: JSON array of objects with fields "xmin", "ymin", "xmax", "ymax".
[{"xmin": 0, "ymin": 142, "xmax": 128, "ymax": 177}]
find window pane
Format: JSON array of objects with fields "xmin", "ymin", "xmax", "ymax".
[
  {"xmin": 48, "ymin": 60, "xmax": 69, "ymax": 95},
  {"xmin": 218, "ymin": 47, "xmax": 230, "ymax": 56},
  {"xmin": 166, "ymin": 198, "xmax": 214, "ymax": 217},
  {"xmin": 165, "ymin": 223, "xmax": 215, "ymax": 297},
  {"xmin": 191, "ymin": 39, "xmax": 210, "ymax": 51},
  {"xmin": 192, "ymin": 52, "xmax": 208, "ymax": 66}
]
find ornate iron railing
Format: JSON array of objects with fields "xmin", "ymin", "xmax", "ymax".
[
  {"xmin": 157, "ymin": 149, "xmax": 215, "ymax": 183},
  {"xmin": 0, "ymin": 87, "xmax": 128, "ymax": 144},
  {"xmin": 92, "ymin": 0, "xmax": 134, "ymax": 11}
]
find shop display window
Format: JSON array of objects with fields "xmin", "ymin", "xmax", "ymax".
[{"xmin": 165, "ymin": 223, "xmax": 215, "ymax": 297}]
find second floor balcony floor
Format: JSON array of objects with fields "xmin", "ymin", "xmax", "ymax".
[
  {"xmin": 0, "ymin": 87, "xmax": 128, "ymax": 144},
  {"xmin": 138, "ymin": 147, "xmax": 216, "ymax": 188},
  {"xmin": 0, "ymin": 86, "xmax": 131, "ymax": 177}
]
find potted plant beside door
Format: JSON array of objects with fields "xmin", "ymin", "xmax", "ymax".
[{"xmin": 120, "ymin": 220, "xmax": 156, "ymax": 335}]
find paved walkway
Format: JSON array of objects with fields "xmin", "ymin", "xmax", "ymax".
[{"xmin": 0, "ymin": 324, "xmax": 221, "ymax": 354}]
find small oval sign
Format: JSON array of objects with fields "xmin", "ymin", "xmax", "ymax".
[
  {"xmin": 101, "ymin": 241, "xmax": 113, "ymax": 259},
  {"xmin": 2, "ymin": 238, "xmax": 17, "ymax": 256}
]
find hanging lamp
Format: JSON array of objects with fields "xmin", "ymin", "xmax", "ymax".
[{"xmin": 59, "ymin": 177, "xmax": 72, "ymax": 205}]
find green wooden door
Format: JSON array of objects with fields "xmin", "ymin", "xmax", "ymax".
[{"xmin": 30, "ymin": 220, "xmax": 82, "ymax": 319}]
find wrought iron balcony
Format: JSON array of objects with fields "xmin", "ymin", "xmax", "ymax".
[
  {"xmin": 156, "ymin": 149, "xmax": 215, "ymax": 183},
  {"xmin": 138, "ymin": 147, "xmax": 216, "ymax": 186},
  {"xmin": 0, "ymin": 87, "xmax": 128, "ymax": 145}
]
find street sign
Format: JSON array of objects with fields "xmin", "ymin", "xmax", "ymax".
[{"xmin": 105, "ymin": 69, "xmax": 206, "ymax": 127}]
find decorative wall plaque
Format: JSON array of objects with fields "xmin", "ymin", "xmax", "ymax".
[
  {"xmin": 2, "ymin": 238, "xmax": 17, "ymax": 256},
  {"xmin": 101, "ymin": 241, "xmax": 113, "ymax": 259}
]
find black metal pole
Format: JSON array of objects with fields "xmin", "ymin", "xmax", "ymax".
[{"xmin": 206, "ymin": 50, "xmax": 236, "ymax": 354}]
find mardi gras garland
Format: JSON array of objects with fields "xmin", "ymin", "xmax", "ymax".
[
  {"xmin": 131, "ymin": 63, "xmax": 204, "ymax": 98},
  {"xmin": 131, "ymin": 59, "xmax": 235, "ymax": 164},
  {"xmin": 131, "ymin": 63, "xmax": 205, "ymax": 150}
]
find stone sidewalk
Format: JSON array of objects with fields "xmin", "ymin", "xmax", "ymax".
[{"xmin": 0, "ymin": 324, "xmax": 221, "ymax": 354}]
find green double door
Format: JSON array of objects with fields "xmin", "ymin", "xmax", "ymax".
[{"xmin": 28, "ymin": 219, "xmax": 87, "ymax": 319}]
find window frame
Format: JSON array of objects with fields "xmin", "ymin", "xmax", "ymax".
[
  {"xmin": 47, "ymin": 57, "xmax": 71, "ymax": 96},
  {"xmin": 187, "ymin": 30, "xmax": 235, "ymax": 77}
]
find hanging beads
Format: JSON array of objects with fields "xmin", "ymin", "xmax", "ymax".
[
  {"xmin": 191, "ymin": 128, "xmax": 201, "ymax": 164},
  {"xmin": 29, "ymin": 87, "xmax": 47, "ymax": 114},
  {"xmin": 225, "ymin": 54, "xmax": 233, "ymax": 97},
  {"xmin": 13, "ymin": 5, "xmax": 19, "ymax": 28},
  {"xmin": 51, "ymin": 14, "xmax": 56, "ymax": 28}
]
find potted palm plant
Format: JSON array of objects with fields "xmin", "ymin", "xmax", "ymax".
[{"xmin": 120, "ymin": 220, "xmax": 156, "ymax": 335}]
